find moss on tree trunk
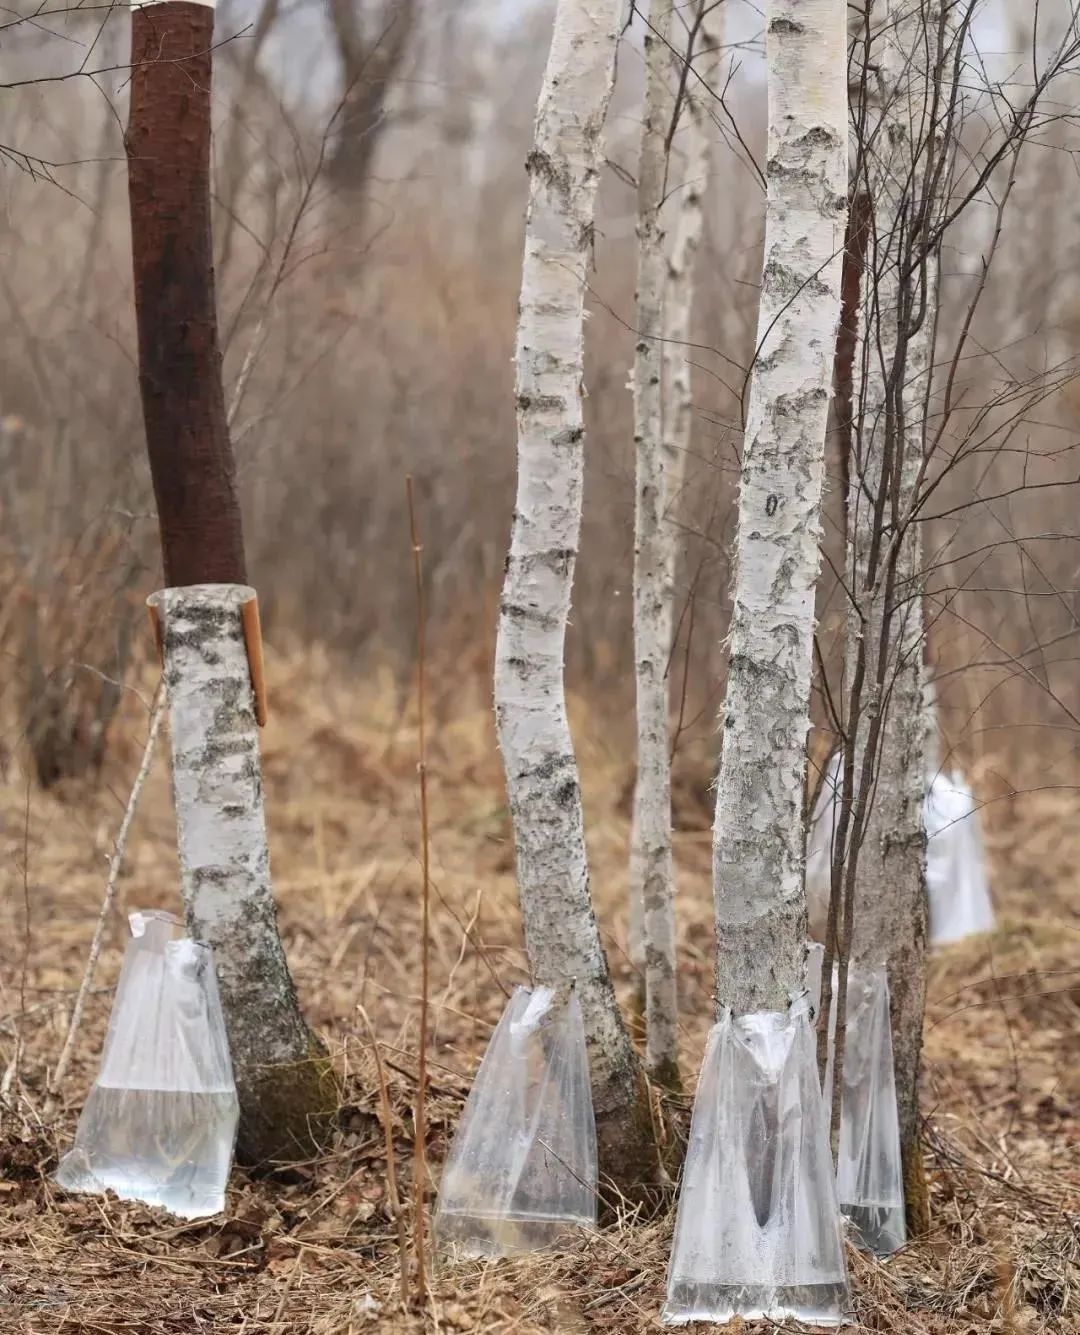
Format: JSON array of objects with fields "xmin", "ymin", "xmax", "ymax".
[
  {"xmin": 234, "ymin": 1039, "xmax": 340, "ymax": 1165},
  {"xmin": 903, "ymin": 1128, "xmax": 931, "ymax": 1237},
  {"xmin": 594, "ymin": 1064, "xmax": 670, "ymax": 1212}
]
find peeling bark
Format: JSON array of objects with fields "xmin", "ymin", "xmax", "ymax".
[
  {"xmin": 712, "ymin": 0, "xmax": 848, "ymax": 1013},
  {"xmin": 493, "ymin": 0, "xmax": 659, "ymax": 1196},
  {"xmin": 150, "ymin": 586, "xmax": 336, "ymax": 1164},
  {"xmin": 833, "ymin": 191, "xmax": 873, "ymax": 531}
]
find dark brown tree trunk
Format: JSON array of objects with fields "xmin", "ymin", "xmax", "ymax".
[
  {"xmin": 834, "ymin": 190, "xmax": 873, "ymax": 530},
  {"xmin": 126, "ymin": 1, "xmax": 246, "ymax": 587}
]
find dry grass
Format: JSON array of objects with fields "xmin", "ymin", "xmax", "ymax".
[
  {"xmin": 0, "ymin": 647, "xmax": 1076, "ymax": 1333},
  {"xmin": 0, "ymin": 7, "xmax": 1078, "ymax": 1329}
]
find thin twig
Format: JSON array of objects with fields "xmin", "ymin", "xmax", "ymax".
[
  {"xmin": 405, "ymin": 474, "xmax": 430, "ymax": 1304},
  {"xmin": 8, "ymin": 776, "xmax": 33, "ymax": 1096},
  {"xmin": 47, "ymin": 679, "xmax": 166, "ymax": 1104},
  {"xmin": 358, "ymin": 1006, "xmax": 409, "ymax": 1307}
]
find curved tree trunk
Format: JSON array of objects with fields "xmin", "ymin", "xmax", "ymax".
[
  {"xmin": 127, "ymin": 0, "xmax": 335, "ymax": 1163},
  {"xmin": 712, "ymin": 0, "xmax": 848, "ymax": 1014},
  {"xmin": 494, "ymin": 0, "xmax": 660, "ymax": 1198}
]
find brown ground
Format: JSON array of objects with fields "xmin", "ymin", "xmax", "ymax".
[{"xmin": 1, "ymin": 651, "xmax": 1077, "ymax": 1333}]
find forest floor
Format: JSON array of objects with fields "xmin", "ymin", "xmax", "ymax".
[{"xmin": 0, "ymin": 649, "xmax": 1077, "ymax": 1334}]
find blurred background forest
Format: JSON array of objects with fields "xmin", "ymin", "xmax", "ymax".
[{"xmin": 2, "ymin": 0, "xmax": 1079, "ymax": 802}]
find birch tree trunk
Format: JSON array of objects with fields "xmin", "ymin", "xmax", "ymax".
[
  {"xmin": 844, "ymin": 0, "xmax": 954, "ymax": 1232},
  {"xmin": 712, "ymin": 0, "xmax": 848, "ymax": 1013},
  {"xmin": 662, "ymin": 5, "xmax": 722, "ymax": 542},
  {"xmin": 148, "ymin": 587, "xmax": 336, "ymax": 1162},
  {"xmin": 128, "ymin": 0, "xmax": 335, "ymax": 1162},
  {"xmin": 494, "ymin": 0, "xmax": 659, "ymax": 1195},
  {"xmin": 629, "ymin": 0, "xmax": 724, "ymax": 1083},
  {"xmin": 630, "ymin": 0, "xmax": 678, "ymax": 1088}
]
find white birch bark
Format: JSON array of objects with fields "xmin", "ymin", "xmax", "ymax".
[
  {"xmin": 494, "ymin": 0, "xmax": 655, "ymax": 1190},
  {"xmin": 662, "ymin": 5, "xmax": 722, "ymax": 538},
  {"xmin": 712, "ymin": 0, "xmax": 848, "ymax": 1014},
  {"xmin": 630, "ymin": 0, "xmax": 678, "ymax": 1085},
  {"xmin": 846, "ymin": 0, "xmax": 954, "ymax": 1216},
  {"xmin": 629, "ymin": 7, "xmax": 723, "ymax": 982},
  {"xmin": 149, "ymin": 584, "xmax": 333, "ymax": 1161},
  {"xmin": 629, "ymin": 0, "xmax": 725, "ymax": 1080}
]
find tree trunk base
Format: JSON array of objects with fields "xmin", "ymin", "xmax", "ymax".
[
  {"xmin": 648, "ymin": 1053, "xmax": 683, "ymax": 1097},
  {"xmin": 903, "ymin": 1128, "xmax": 931, "ymax": 1238},
  {"xmin": 594, "ymin": 1066, "xmax": 675, "ymax": 1214},
  {"xmin": 234, "ymin": 1039, "xmax": 340, "ymax": 1166}
]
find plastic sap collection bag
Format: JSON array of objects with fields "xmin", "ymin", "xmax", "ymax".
[
  {"xmin": 806, "ymin": 945, "xmax": 905, "ymax": 1256},
  {"xmin": 55, "ymin": 911, "xmax": 239, "ymax": 1219},
  {"xmin": 663, "ymin": 995, "xmax": 849, "ymax": 1326},
  {"xmin": 434, "ymin": 985, "xmax": 597, "ymax": 1259},
  {"xmin": 924, "ymin": 771, "xmax": 994, "ymax": 944},
  {"xmin": 805, "ymin": 752, "xmax": 994, "ymax": 946},
  {"xmin": 803, "ymin": 752, "xmax": 842, "ymax": 923}
]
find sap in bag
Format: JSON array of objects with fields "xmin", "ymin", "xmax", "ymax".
[
  {"xmin": 663, "ymin": 995, "xmax": 849, "ymax": 1325},
  {"xmin": 924, "ymin": 770, "xmax": 994, "ymax": 944},
  {"xmin": 55, "ymin": 910, "xmax": 239, "ymax": 1218},
  {"xmin": 806, "ymin": 752, "xmax": 994, "ymax": 946},
  {"xmin": 434, "ymin": 985, "xmax": 596, "ymax": 1258},
  {"xmin": 808, "ymin": 945, "xmax": 906, "ymax": 1256}
]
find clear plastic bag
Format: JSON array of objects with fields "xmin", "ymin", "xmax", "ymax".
[
  {"xmin": 805, "ymin": 753, "xmax": 842, "ymax": 941},
  {"xmin": 807, "ymin": 945, "xmax": 906, "ymax": 1255},
  {"xmin": 434, "ymin": 985, "xmax": 597, "ymax": 1258},
  {"xmin": 925, "ymin": 770, "xmax": 994, "ymax": 944},
  {"xmin": 663, "ymin": 996, "xmax": 849, "ymax": 1325},
  {"xmin": 806, "ymin": 753, "xmax": 994, "ymax": 947},
  {"xmin": 55, "ymin": 910, "xmax": 239, "ymax": 1219}
]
